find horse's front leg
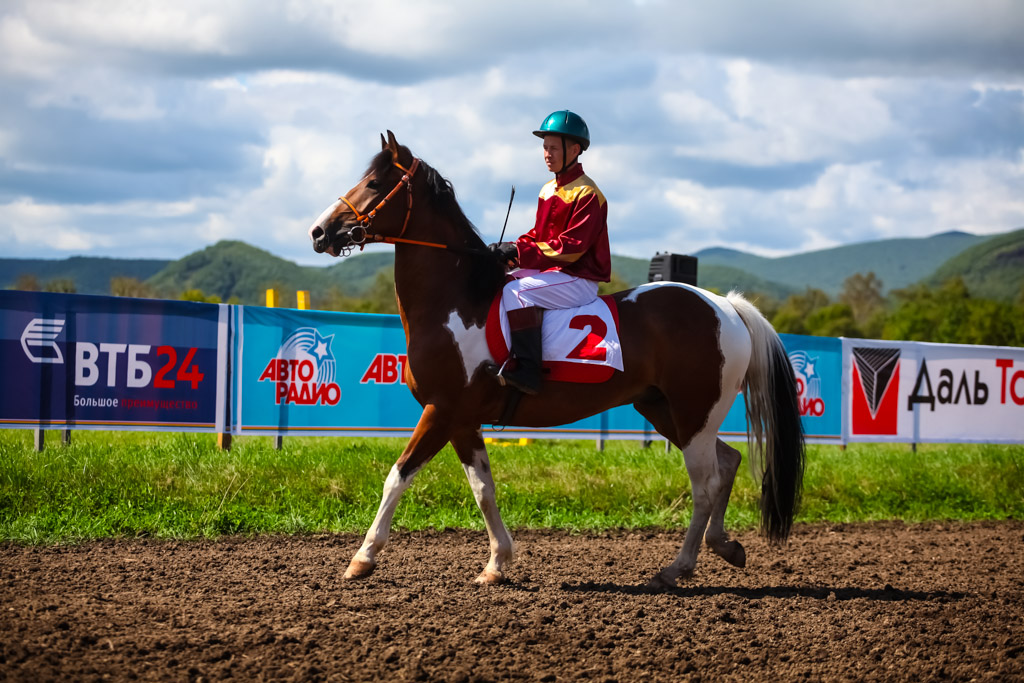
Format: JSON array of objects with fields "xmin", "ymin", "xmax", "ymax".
[
  {"xmin": 450, "ymin": 427, "xmax": 515, "ymax": 585},
  {"xmin": 345, "ymin": 405, "xmax": 450, "ymax": 580}
]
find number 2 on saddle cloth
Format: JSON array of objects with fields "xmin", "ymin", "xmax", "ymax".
[{"xmin": 485, "ymin": 293, "xmax": 624, "ymax": 384}]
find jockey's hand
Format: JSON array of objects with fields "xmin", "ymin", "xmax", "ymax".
[{"xmin": 488, "ymin": 241, "xmax": 519, "ymax": 269}]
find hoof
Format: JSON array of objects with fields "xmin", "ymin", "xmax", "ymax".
[
  {"xmin": 716, "ymin": 540, "xmax": 747, "ymax": 569},
  {"xmin": 344, "ymin": 558, "xmax": 376, "ymax": 580},
  {"xmin": 473, "ymin": 568, "xmax": 506, "ymax": 585},
  {"xmin": 645, "ymin": 571, "xmax": 677, "ymax": 590}
]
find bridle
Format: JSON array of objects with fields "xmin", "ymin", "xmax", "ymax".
[
  {"xmin": 325, "ymin": 157, "xmax": 420, "ymax": 254},
  {"xmin": 313, "ymin": 155, "xmax": 491, "ymax": 257}
]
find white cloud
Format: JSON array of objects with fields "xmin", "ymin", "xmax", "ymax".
[
  {"xmin": 0, "ymin": 199, "xmax": 113, "ymax": 251},
  {"xmin": 0, "ymin": 0, "xmax": 1022, "ymax": 265},
  {"xmin": 661, "ymin": 60, "xmax": 897, "ymax": 166},
  {"xmin": 27, "ymin": 68, "xmax": 165, "ymax": 121}
]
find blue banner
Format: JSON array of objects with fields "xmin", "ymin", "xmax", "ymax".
[
  {"xmin": 234, "ymin": 306, "xmax": 422, "ymax": 435},
  {"xmin": 233, "ymin": 306, "xmax": 844, "ymax": 443},
  {"xmin": 715, "ymin": 334, "xmax": 844, "ymax": 444},
  {"xmin": 0, "ymin": 291, "xmax": 228, "ymax": 431}
]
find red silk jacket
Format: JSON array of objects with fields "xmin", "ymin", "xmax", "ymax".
[{"xmin": 515, "ymin": 164, "xmax": 611, "ymax": 282}]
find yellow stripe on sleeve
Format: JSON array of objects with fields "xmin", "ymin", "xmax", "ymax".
[{"xmin": 537, "ymin": 242, "xmax": 584, "ymax": 262}]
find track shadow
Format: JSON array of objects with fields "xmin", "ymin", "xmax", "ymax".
[{"xmin": 560, "ymin": 581, "xmax": 966, "ymax": 603}]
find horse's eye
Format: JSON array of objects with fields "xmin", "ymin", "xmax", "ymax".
[{"xmin": 367, "ymin": 179, "xmax": 381, "ymax": 191}]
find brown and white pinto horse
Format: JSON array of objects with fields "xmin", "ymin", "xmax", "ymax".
[{"xmin": 309, "ymin": 132, "xmax": 804, "ymax": 588}]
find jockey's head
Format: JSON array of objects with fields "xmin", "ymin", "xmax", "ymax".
[{"xmin": 534, "ymin": 110, "xmax": 589, "ymax": 175}]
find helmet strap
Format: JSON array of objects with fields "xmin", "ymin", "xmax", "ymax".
[{"xmin": 557, "ymin": 137, "xmax": 581, "ymax": 175}]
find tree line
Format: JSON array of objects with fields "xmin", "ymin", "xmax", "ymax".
[
  {"xmin": 11, "ymin": 270, "xmax": 1023, "ymax": 347},
  {"xmin": 12, "ymin": 274, "xmax": 231, "ymax": 305},
  {"xmin": 748, "ymin": 272, "xmax": 1024, "ymax": 347}
]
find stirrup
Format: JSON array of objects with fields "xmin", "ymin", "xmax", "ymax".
[
  {"xmin": 485, "ymin": 359, "xmax": 511, "ymax": 385},
  {"xmin": 485, "ymin": 359, "xmax": 540, "ymax": 395},
  {"xmin": 498, "ymin": 366, "xmax": 541, "ymax": 396}
]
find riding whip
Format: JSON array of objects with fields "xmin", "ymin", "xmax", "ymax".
[{"xmin": 498, "ymin": 185, "xmax": 515, "ymax": 243}]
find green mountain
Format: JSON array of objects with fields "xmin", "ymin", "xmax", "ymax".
[
  {"xmin": 323, "ymin": 250, "xmax": 397, "ymax": 295},
  {"xmin": 3, "ymin": 229, "xmax": 1021, "ymax": 305},
  {"xmin": 145, "ymin": 241, "xmax": 332, "ymax": 303},
  {"xmin": 609, "ymin": 255, "xmax": 649, "ymax": 286},
  {"xmin": 610, "ymin": 254, "xmax": 794, "ymax": 298},
  {"xmin": 925, "ymin": 228, "xmax": 1024, "ymax": 302},
  {"xmin": 147, "ymin": 241, "xmax": 402, "ymax": 304},
  {"xmin": 694, "ymin": 231, "xmax": 987, "ymax": 296},
  {"xmin": 0, "ymin": 256, "xmax": 169, "ymax": 294}
]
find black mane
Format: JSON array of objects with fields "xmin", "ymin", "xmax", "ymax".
[{"xmin": 367, "ymin": 147, "xmax": 504, "ymax": 304}]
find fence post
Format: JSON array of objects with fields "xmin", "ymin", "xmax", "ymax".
[
  {"xmin": 266, "ymin": 288, "xmax": 284, "ymax": 451},
  {"xmin": 33, "ymin": 428, "xmax": 44, "ymax": 452}
]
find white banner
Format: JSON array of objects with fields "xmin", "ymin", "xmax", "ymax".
[{"xmin": 843, "ymin": 338, "xmax": 1024, "ymax": 444}]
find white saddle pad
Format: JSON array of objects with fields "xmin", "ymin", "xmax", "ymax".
[{"xmin": 497, "ymin": 296, "xmax": 624, "ymax": 373}]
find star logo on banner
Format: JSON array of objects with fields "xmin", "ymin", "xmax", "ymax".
[
  {"xmin": 804, "ymin": 358, "xmax": 817, "ymax": 382},
  {"xmin": 310, "ymin": 330, "xmax": 334, "ymax": 363}
]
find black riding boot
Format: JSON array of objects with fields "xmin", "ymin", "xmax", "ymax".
[{"xmin": 495, "ymin": 306, "xmax": 544, "ymax": 395}]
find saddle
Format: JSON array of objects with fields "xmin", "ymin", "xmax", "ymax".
[{"xmin": 485, "ymin": 293, "xmax": 623, "ymax": 384}]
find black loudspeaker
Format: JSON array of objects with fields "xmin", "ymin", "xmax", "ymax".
[{"xmin": 648, "ymin": 253, "xmax": 698, "ymax": 286}]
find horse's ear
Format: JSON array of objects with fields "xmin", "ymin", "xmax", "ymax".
[
  {"xmin": 386, "ymin": 130, "xmax": 400, "ymax": 158},
  {"xmin": 380, "ymin": 133, "xmax": 387, "ymax": 150}
]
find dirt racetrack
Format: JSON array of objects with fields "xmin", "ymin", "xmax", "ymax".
[{"xmin": 2, "ymin": 521, "xmax": 1022, "ymax": 682}]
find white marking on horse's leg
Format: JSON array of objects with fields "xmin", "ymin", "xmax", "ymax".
[
  {"xmin": 462, "ymin": 445, "xmax": 515, "ymax": 584},
  {"xmin": 442, "ymin": 309, "xmax": 492, "ymax": 386},
  {"xmin": 345, "ymin": 463, "xmax": 417, "ymax": 579},
  {"xmin": 705, "ymin": 439, "xmax": 746, "ymax": 568},
  {"xmin": 650, "ymin": 434, "xmax": 718, "ymax": 587}
]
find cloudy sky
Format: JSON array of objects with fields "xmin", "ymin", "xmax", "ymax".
[{"xmin": 2, "ymin": 0, "xmax": 1023, "ymax": 265}]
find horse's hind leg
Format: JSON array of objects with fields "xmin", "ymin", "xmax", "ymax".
[
  {"xmin": 345, "ymin": 405, "xmax": 450, "ymax": 580},
  {"xmin": 704, "ymin": 439, "xmax": 746, "ymax": 569},
  {"xmin": 648, "ymin": 432, "xmax": 720, "ymax": 588},
  {"xmin": 635, "ymin": 398, "xmax": 740, "ymax": 585},
  {"xmin": 451, "ymin": 427, "xmax": 515, "ymax": 585},
  {"xmin": 633, "ymin": 394, "xmax": 684, "ymax": 450}
]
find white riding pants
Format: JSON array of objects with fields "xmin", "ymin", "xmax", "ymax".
[{"xmin": 501, "ymin": 269, "xmax": 599, "ymax": 311}]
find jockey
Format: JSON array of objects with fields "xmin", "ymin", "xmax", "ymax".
[{"xmin": 487, "ymin": 110, "xmax": 611, "ymax": 395}]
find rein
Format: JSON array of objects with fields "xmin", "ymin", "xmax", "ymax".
[{"xmin": 335, "ymin": 157, "xmax": 487, "ymax": 257}]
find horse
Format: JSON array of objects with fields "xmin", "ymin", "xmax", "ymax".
[{"xmin": 308, "ymin": 131, "xmax": 805, "ymax": 588}]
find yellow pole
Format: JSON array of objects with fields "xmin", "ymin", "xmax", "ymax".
[
  {"xmin": 267, "ymin": 286, "xmax": 283, "ymax": 449},
  {"xmin": 296, "ymin": 290, "xmax": 310, "ymax": 310}
]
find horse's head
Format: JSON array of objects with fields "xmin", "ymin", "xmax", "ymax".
[{"xmin": 309, "ymin": 130, "xmax": 420, "ymax": 257}]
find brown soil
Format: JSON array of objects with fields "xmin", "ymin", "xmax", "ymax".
[{"xmin": 1, "ymin": 522, "xmax": 1022, "ymax": 682}]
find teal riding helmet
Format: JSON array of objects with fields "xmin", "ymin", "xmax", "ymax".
[{"xmin": 533, "ymin": 110, "xmax": 590, "ymax": 151}]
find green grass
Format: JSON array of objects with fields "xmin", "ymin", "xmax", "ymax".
[{"xmin": 1, "ymin": 430, "xmax": 1021, "ymax": 543}]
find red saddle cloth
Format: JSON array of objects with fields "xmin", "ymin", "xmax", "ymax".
[{"xmin": 485, "ymin": 294, "xmax": 621, "ymax": 384}]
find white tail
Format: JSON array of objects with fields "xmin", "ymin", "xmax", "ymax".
[{"xmin": 727, "ymin": 292, "xmax": 805, "ymax": 543}]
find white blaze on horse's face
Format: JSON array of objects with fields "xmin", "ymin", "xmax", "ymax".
[
  {"xmin": 309, "ymin": 199, "xmax": 343, "ymax": 255},
  {"xmin": 443, "ymin": 309, "xmax": 492, "ymax": 385}
]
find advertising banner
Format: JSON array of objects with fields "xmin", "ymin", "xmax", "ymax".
[
  {"xmin": 233, "ymin": 306, "xmax": 419, "ymax": 435},
  {"xmin": 713, "ymin": 333, "xmax": 843, "ymax": 444},
  {"xmin": 232, "ymin": 305, "xmax": 638, "ymax": 438},
  {"xmin": 233, "ymin": 307, "xmax": 845, "ymax": 443},
  {"xmin": 0, "ymin": 291, "xmax": 228, "ymax": 431},
  {"xmin": 843, "ymin": 338, "xmax": 1024, "ymax": 444}
]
